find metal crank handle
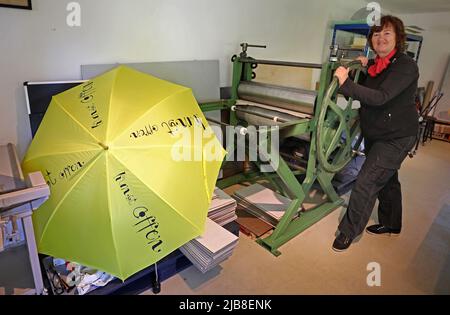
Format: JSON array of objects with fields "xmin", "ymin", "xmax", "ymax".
[
  {"xmin": 240, "ymin": 43, "xmax": 267, "ymax": 57},
  {"xmin": 240, "ymin": 43, "xmax": 267, "ymax": 49}
]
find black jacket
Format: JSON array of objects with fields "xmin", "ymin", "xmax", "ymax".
[{"xmin": 339, "ymin": 51, "xmax": 419, "ymax": 141}]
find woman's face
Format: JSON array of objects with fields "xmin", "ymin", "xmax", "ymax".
[{"xmin": 372, "ymin": 24, "xmax": 396, "ymax": 57}]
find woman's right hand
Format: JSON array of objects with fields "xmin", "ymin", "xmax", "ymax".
[
  {"xmin": 334, "ymin": 66, "xmax": 350, "ymax": 86},
  {"xmin": 356, "ymin": 56, "xmax": 369, "ymax": 67}
]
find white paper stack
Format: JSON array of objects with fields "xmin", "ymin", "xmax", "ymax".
[
  {"xmin": 180, "ymin": 218, "xmax": 239, "ymax": 273},
  {"xmin": 207, "ymin": 188, "xmax": 237, "ymax": 226},
  {"xmin": 234, "ymin": 184, "xmax": 292, "ymax": 227}
]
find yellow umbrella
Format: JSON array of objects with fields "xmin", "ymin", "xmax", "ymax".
[{"xmin": 22, "ymin": 66, "xmax": 226, "ymax": 280}]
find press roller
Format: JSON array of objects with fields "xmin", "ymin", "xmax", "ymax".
[{"xmin": 237, "ymin": 81, "xmax": 316, "ymax": 115}]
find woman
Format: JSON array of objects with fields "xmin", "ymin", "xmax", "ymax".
[{"xmin": 332, "ymin": 15, "xmax": 419, "ymax": 251}]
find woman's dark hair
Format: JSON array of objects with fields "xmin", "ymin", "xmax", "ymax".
[{"xmin": 368, "ymin": 15, "xmax": 407, "ymax": 52}]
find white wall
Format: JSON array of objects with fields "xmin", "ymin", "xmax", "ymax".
[
  {"xmin": 0, "ymin": 0, "xmax": 371, "ymax": 158},
  {"xmin": 399, "ymin": 12, "xmax": 450, "ymax": 115}
]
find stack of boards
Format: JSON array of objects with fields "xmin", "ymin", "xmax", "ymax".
[
  {"xmin": 180, "ymin": 188, "xmax": 238, "ymax": 273},
  {"xmin": 207, "ymin": 188, "xmax": 237, "ymax": 226}
]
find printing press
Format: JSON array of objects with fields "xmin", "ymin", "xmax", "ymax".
[{"xmin": 200, "ymin": 43, "xmax": 365, "ymax": 256}]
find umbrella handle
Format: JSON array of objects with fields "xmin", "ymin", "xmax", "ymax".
[{"xmin": 151, "ymin": 263, "xmax": 161, "ymax": 294}]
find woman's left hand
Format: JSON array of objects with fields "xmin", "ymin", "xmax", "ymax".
[{"xmin": 334, "ymin": 66, "xmax": 350, "ymax": 86}]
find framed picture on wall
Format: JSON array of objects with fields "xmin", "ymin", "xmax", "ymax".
[{"xmin": 0, "ymin": 0, "xmax": 32, "ymax": 10}]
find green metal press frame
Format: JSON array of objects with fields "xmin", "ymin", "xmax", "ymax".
[{"xmin": 199, "ymin": 51, "xmax": 362, "ymax": 256}]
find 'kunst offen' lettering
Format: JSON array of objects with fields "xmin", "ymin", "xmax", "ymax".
[
  {"xmin": 114, "ymin": 171, "xmax": 164, "ymax": 253},
  {"xmin": 79, "ymin": 81, "xmax": 103, "ymax": 129},
  {"xmin": 130, "ymin": 114, "xmax": 206, "ymax": 139}
]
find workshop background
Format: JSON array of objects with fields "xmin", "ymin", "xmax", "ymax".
[{"xmin": 0, "ymin": 0, "xmax": 449, "ymax": 295}]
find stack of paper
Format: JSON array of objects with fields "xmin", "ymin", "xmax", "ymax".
[
  {"xmin": 180, "ymin": 218, "xmax": 239, "ymax": 273},
  {"xmin": 208, "ymin": 188, "xmax": 237, "ymax": 226},
  {"xmin": 234, "ymin": 184, "xmax": 292, "ymax": 227}
]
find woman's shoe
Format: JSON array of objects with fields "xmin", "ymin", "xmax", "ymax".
[
  {"xmin": 366, "ymin": 224, "xmax": 401, "ymax": 236},
  {"xmin": 332, "ymin": 233, "xmax": 353, "ymax": 252}
]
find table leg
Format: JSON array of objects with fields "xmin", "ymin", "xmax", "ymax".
[{"xmin": 22, "ymin": 214, "xmax": 45, "ymax": 295}]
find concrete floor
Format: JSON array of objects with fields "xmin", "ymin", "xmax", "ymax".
[
  {"xmin": 143, "ymin": 140, "xmax": 450, "ymax": 295},
  {"xmin": 1, "ymin": 140, "xmax": 449, "ymax": 295}
]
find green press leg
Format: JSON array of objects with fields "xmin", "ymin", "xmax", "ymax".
[
  {"xmin": 257, "ymin": 198, "xmax": 344, "ymax": 256},
  {"xmin": 256, "ymin": 138, "xmax": 344, "ymax": 256},
  {"xmin": 316, "ymin": 169, "xmax": 340, "ymax": 202}
]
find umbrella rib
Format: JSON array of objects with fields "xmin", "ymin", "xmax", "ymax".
[
  {"xmin": 53, "ymin": 96, "xmax": 103, "ymax": 145},
  {"xmin": 110, "ymin": 151, "xmax": 204, "ymax": 234},
  {"xmin": 22, "ymin": 148, "xmax": 101, "ymax": 165},
  {"xmin": 201, "ymin": 146, "xmax": 212, "ymax": 203},
  {"xmin": 105, "ymin": 154, "xmax": 124, "ymax": 278},
  {"xmin": 110, "ymin": 88, "xmax": 190, "ymax": 145},
  {"xmin": 112, "ymin": 144, "xmax": 194, "ymax": 150},
  {"xmin": 105, "ymin": 68, "xmax": 119, "ymax": 144},
  {"xmin": 37, "ymin": 150, "xmax": 104, "ymax": 246}
]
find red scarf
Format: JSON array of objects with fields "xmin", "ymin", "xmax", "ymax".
[{"xmin": 368, "ymin": 49, "xmax": 397, "ymax": 77}]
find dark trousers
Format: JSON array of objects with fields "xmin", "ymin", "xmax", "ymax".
[{"xmin": 338, "ymin": 136, "xmax": 416, "ymax": 239}]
